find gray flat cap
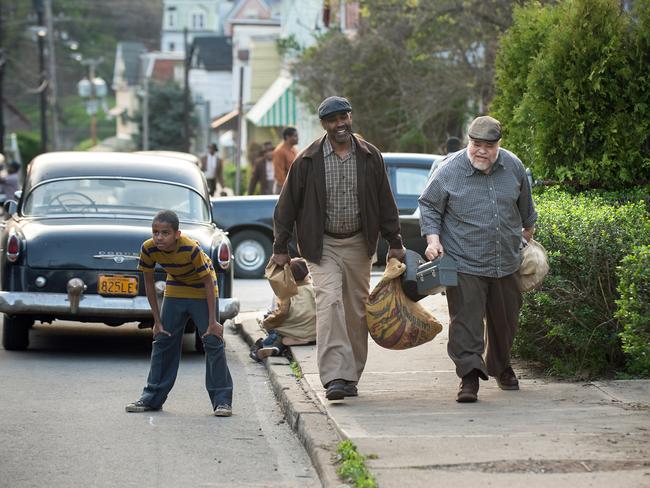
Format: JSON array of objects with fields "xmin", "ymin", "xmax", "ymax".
[
  {"xmin": 468, "ymin": 116, "xmax": 502, "ymax": 142},
  {"xmin": 318, "ymin": 96, "xmax": 352, "ymax": 119}
]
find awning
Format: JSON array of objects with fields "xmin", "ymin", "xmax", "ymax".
[
  {"xmin": 246, "ymin": 76, "xmax": 296, "ymax": 127},
  {"xmin": 108, "ymin": 106, "xmax": 126, "ymax": 117},
  {"xmin": 211, "ymin": 109, "xmax": 239, "ymax": 131}
]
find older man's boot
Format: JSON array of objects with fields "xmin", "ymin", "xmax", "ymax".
[{"xmin": 457, "ymin": 369, "xmax": 479, "ymax": 403}]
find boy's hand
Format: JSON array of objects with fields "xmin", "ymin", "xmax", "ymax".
[
  {"xmin": 203, "ymin": 320, "xmax": 224, "ymax": 340},
  {"xmin": 152, "ymin": 321, "xmax": 171, "ymax": 337}
]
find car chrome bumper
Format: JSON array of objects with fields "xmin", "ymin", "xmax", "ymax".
[{"xmin": 0, "ymin": 292, "xmax": 240, "ymax": 320}]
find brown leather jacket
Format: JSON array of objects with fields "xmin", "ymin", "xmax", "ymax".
[{"xmin": 273, "ymin": 134, "xmax": 403, "ymax": 263}]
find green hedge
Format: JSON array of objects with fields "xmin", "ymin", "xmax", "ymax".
[
  {"xmin": 616, "ymin": 246, "xmax": 650, "ymax": 376},
  {"xmin": 515, "ymin": 188, "xmax": 650, "ymax": 378}
]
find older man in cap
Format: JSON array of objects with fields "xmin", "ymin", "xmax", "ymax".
[
  {"xmin": 272, "ymin": 96, "xmax": 405, "ymax": 401},
  {"xmin": 418, "ymin": 115, "xmax": 538, "ymax": 403}
]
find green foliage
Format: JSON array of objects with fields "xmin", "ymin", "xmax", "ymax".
[
  {"xmin": 615, "ymin": 246, "xmax": 650, "ymax": 376},
  {"xmin": 293, "ymin": 0, "xmax": 521, "ymax": 152},
  {"xmin": 15, "ymin": 132, "xmax": 40, "ymax": 165},
  {"xmin": 289, "ymin": 361, "xmax": 302, "ymax": 380},
  {"xmin": 131, "ymin": 82, "xmax": 198, "ymax": 152},
  {"xmin": 223, "ymin": 162, "xmax": 251, "ymax": 196},
  {"xmin": 336, "ymin": 440, "xmax": 377, "ymax": 488},
  {"xmin": 515, "ymin": 188, "xmax": 650, "ymax": 378},
  {"xmin": 492, "ymin": 0, "xmax": 650, "ymax": 189}
]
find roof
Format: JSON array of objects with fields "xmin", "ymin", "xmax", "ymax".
[
  {"xmin": 24, "ymin": 152, "xmax": 207, "ymax": 196},
  {"xmin": 113, "ymin": 41, "xmax": 147, "ymax": 87},
  {"xmin": 191, "ymin": 36, "xmax": 233, "ymax": 71},
  {"xmin": 382, "ymin": 153, "xmax": 441, "ymax": 166}
]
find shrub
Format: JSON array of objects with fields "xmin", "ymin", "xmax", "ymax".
[
  {"xmin": 514, "ymin": 188, "xmax": 650, "ymax": 378},
  {"xmin": 616, "ymin": 246, "xmax": 650, "ymax": 376},
  {"xmin": 492, "ymin": 0, "xmax": 650, "ymax": 189}
]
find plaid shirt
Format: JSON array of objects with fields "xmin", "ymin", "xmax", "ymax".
[
  {"xmin": 418, "ymin": 148, "xmax": 538, "ymax": 278},
  {"xmin": 323, "ymin": 137, "xmax": 361, "ymax": 234}
]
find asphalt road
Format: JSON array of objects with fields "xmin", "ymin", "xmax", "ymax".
[{"xmin": 0, "ymin": 306, "xmax": 319, "ymax": 487}]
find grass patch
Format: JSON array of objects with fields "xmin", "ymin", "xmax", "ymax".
[
  {"xmin": 336, "ymin": 440, "xmax": 378, "ymax": 488},
  {"xmin": 289, "ymin": 360, "xmax": 302, "ymax": 379}
]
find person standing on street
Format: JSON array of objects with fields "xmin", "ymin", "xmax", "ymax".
[
  {"xmin": 272, "ymin": 127, "xmax": 299, "ymax": 194},
  {"xmin": 248, "ymin": 142, "xmax": 275, "ymax": 195},
  {"xmin": 418, "ymin": 115, "xmax": 537, "ymax": 403},
  {"xmin": 125, "ymin": 210, "xmax": 234, "ymax": 416},
  {"xmin": 200, "ymin": 143, "xmax": 224, "ymax": 197},
  {"xmin": 272, "ymin": 96, "xmax": 405, "ymax": 401}
]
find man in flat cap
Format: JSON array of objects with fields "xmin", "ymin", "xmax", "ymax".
[
  {"xmin": 418, "ymin": 115, "xmax": 538, "ymax": 403},
  {"xmin": 272, "ymin": 95, "xmax": 405, "ymax": 401}
]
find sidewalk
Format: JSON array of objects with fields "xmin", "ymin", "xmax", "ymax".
[{"xmin": 237, "ymin": 293, "xmax": 650, "ymax": 487}]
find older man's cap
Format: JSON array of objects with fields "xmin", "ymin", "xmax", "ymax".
[
  {"xmin": 318, "ymin": 96, "xmax": 352, "ymax": 119},
  {"xmin": 468, "ymin": 115, "xmax": 502, "ymax": 142}
]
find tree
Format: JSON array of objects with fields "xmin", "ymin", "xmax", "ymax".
[
  {"xmin": 292, "ymin": 0, "xmax": 534, "ymax": 152},
  {"xmin": 131, "ymin": 82, "xmax": 198, "ymax": 152},
  {"xmin": 491, "ymin": 0, "xmax": 650, "ymax": 188}
]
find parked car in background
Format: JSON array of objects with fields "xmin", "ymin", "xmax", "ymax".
[
  {"xmin": 212, "ymin": 152, "xmax": 441, "ymax": 278},
  {"xmin": 0, "ymin": 152, "xmax": 239, "ymax": 351}
]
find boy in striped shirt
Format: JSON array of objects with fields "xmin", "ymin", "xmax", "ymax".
[{"xmin": 126, "ymin": 210, "xmax": 233, "ymax": 416}]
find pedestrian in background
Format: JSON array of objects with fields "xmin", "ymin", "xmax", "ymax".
[
  {"xmin": 125, "ymin": 210, "xmax": 234, "ymax": 416},
  {"xmin": 445, "ymin": 136, "xmax": 462, "ymax": 154},
  {"xmin": 0, "ymin": 161, "xmax": 21, "ymax": 202},
  {"xmin": 248, "ymin": 141, "xmax": 275, "ymax": 195},
  {"xmin": 272, "ymin": 96, "xmax": 405, "ymax": 401},
  {"xmin": 418, "ymin": 115, "xmax": 537, "ymax": 403},
  {"xmin": 272, "ymin": 127, "xmax": 299, "ymax": 194},
  {"xmin": 200, "ymin": 143, "xmax": 224, "ymax": 197}
]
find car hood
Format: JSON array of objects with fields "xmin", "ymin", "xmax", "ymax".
[{"xmin": 18, "ymin": 217, "xmax": 224, "ymax": 270}]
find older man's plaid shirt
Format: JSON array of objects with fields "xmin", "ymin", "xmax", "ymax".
[
  {"xmin": 418, "ymin": 149, "xmax": 538, "ymax": 278},
  {"xmin": 322, "ymin": 137, "xmax": 361, "ymax": 234}
]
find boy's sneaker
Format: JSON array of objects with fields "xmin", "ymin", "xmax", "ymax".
[
  {"xmin": 125, "ymin": 400, "xmax": 159, "ymax": 413},
  {"xmin": 256, "ymin": 346, "xmax": 280, "ymax": 360},
  {"xmin": 214, "ymin": 404, "xmax": 232, "ymax": 417}
]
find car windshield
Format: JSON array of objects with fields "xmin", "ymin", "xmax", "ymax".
[{"xmin": 22, "ymin": 178, "xmax": 210, "ymax": 222}]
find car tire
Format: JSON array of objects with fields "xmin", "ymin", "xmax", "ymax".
[
  {"xmin": 231, "ymin": 230, "xmax": 272, "ymax": 279},
  {"xmin": 2, "ymin": 315, "xmax": 33, "ymax": 351}
]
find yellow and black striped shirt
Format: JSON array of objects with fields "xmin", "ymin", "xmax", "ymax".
[{"xmin": 138, "ymin": 235, "xmax": 218, "ymax": 299}]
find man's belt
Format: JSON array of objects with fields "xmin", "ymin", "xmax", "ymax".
[{"xmin": 324, "ymin": 229, "xmax": 362, "ymax": 239}]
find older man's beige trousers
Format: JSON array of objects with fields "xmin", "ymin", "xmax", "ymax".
[{"xmin": 307, "ymin": 234, "xmax": 372, "ymax": 387}]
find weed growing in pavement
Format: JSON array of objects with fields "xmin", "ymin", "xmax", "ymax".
[
  {"xmin": 336, "ymin": 440, "xmax": 377, "ymax": 488},
  {"xmin": 289, "ymin": 361, "xmax": 302, "ymax": 379}
]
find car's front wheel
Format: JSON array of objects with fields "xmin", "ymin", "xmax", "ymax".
[
  {"xmin": 2, "ymin": 315, "xmax": 33, "ymax": 351},
  {"xmin": 231, "ymin": 230, "xmax": 272, "ymax": 279}
]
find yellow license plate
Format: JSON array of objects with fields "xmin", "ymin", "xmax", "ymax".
[{"xmin": 98, "ymin": 275, "xmax": 138, "ymax": 296}]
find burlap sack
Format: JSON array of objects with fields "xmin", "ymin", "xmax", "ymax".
[
  {"xmin": 366, "ymin": 258, "xmax": 443, "ymax": 350},
  {"xmin": 264, "ymin": 261, "xmax": 298, "ymax": 299}
]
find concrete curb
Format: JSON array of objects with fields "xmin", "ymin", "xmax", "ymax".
[{"xmin": 233, "ymin": 313, "xmax": 345, "ymax": 488}]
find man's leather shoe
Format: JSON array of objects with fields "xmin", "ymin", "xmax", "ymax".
[
  {"xmin": 326, "ymin": 379, "xmax": 347, "ymax": 400},
  {"xmin": 344, "ymin": 382, "xmax": 358, "ymax": 397},
  {"xmin": 457, "ymin": 369, "xmax": 479, "ymax": 403},
  {"xmin": 496, "ymin": 366, "xmax": 519, "ymax": 390}
]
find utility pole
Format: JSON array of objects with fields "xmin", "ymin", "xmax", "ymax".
[
  {"xmin": 44, "ymin": 0, "xmax": 60, "ymax": 149},
  {"xmin": 183, "ymin": 27, "xmax": 190, "ymax": 153},
  {"xmin": 33, "ymin": 0, "xmax": 48, "ymax": 153},
  {"xmin": 235, "ymin": 64, "xmax": 243, "ymax": 196}
]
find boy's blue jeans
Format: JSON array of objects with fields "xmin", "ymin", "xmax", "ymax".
[{"xmin": 139, "ymin": 297, "xmax": 233, "ymax": 410}]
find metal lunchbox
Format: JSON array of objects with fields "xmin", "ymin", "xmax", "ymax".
[
  {"xmin": 416, "ymin": 254, "xmax": 458, "ymax": 295},
  {"xmin": 400, "ymin": 249, "xmax": 427, "ymax": 302}
]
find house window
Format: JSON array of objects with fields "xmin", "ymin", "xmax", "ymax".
[
  {"xmin": 169, "ymin": 42, "xmax": 175, "ymax": 51},
  {"xmin": 167, "ymin": 7, "xmax": 177, "ymax": 28},
  {"xmin": 192, "ymin": 12, "xmax": 206, "ymax": 29}
]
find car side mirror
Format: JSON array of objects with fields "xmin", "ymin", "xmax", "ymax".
[
  {"xmin": 13, "ymin": 190, "xmax": 22, "ymax": 200},
  {"xmin": 4, "ymin": 200, "xmax": 17, "ymax": 216}
]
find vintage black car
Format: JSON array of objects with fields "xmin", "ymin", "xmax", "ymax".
[
  {"xmin": 212, "ymin": 152, "xmax": 441, "ymax": 278},
  {"xmin": 0, "ymin": 152, "xmax": 239, "ymax": 351}
]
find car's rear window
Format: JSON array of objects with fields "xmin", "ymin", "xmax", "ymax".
[
  {"xmin": 23, "ymin": 178, "xmax": 210, "ymax": 222},
  {"xmin": 394, "ymin": 166, "xmax": 431, "ymax": 196}
]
